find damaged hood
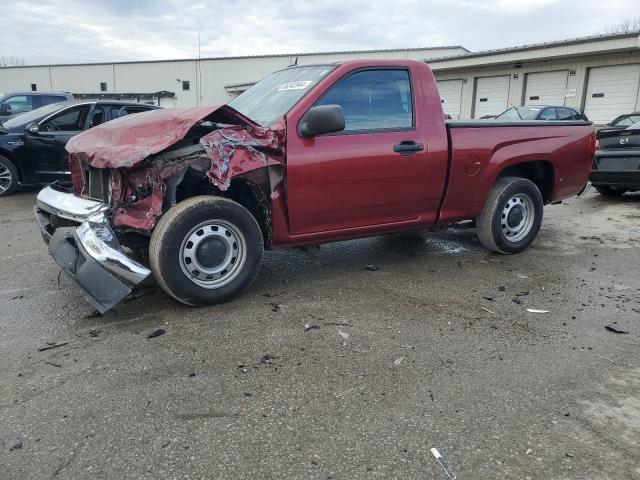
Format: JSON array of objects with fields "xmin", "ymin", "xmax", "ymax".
[{"xmin": 66, "ymin": 105, "xmax": 230, "ymax": 169}]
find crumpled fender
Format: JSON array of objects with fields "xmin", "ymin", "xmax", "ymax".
[
  {"xmin": 201, "ymin": 123, "xmax": 283, "ymax": 191},
  {"xmin": 70, "ymin": 104, "xmax": 286, "ymax": 233}
]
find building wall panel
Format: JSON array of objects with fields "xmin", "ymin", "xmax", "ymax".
[{"xmin": 0, "ymin": 67, "xmax": 52, "ymax": 93}]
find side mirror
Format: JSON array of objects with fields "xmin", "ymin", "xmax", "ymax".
[
  {"xmin": 0, "ymin": 103, "xmax": 11, "ymax": 115},
  {"xmin": 298, "ymin": 105, "xmax": 345, "ymax": 138},
  {"xmin": 26, "ymin": 123, "xmax": 39, "ymax": 135}
]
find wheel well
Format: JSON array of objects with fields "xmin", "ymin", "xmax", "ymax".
[
  {"xmin": 174, "ymin": 168, "xmax": 272, "ymax": 247},
  {"xmin": 224, "ymin": 179, "xmax": 272, "ymax": 247},
  {"xmin": 497, "ymin": 161, "xmax": 554, "ymax": 203}
]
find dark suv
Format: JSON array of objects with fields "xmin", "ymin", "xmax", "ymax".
[
  {"xmin": 0, "ymin": 92, "xmax": 74, "ymax": 119},
  {"xmin": 0, "ymin": 100, "xmax": 159, "ymax": 196}
]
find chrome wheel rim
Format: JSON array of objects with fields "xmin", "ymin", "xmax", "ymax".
[
  {"xmin": 0, "ymin": 164, "xmax": 12, "ymax": 193},
  {"xmin": 179, "ymin": 220, "xmax": 247, "ymax": 289},
  {"xmin": 501, "ymin": 193, "xmax": 535, "ymax": 243}
]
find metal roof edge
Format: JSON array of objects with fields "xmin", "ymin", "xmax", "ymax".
[
  {"xmin": 426, "ymin": 31, "xmax": 640, "ymax": 64},
  {"xmin": 0, "ymin": 46, "xmax": 469, "ymax": 70}
]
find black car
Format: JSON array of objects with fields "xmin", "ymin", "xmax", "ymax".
[
  {"xmin": 590, "ymin": 121, "xmax": 640, "ymax": 196},
  {"xmin": 0, "ymin": 91, "xmax": 74, "ymax": 119},
  {"xmin": 0, "ymin": 100, "xmax": 159, "ymax": 196},
  {"xmin": 607, "ymin": 113, "xmax": 640, "ymax": 127},
  {"xmin": 495, "ymin": 105, "xmax": 588, "ymax": 121}
]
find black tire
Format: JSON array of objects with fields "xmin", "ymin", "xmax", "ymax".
[
  {"xmin": 593, "ymin": 185, "xmax": 627, "ymax": 197},
  {"xmin": 0, "ymin": 155, "xmax": 19, "ymax": 197},
  {"xmin": 149, "ymin": 196, "xmax": 264, "ymax": 306},
  {"xmin": 477, "ymin": 176, "xmax": 544, "ymax": 254}
]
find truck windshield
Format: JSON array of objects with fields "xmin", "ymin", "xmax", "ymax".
[{"xmin": 229, "ymin": 65, "xmax": 335, "ymax": 126}]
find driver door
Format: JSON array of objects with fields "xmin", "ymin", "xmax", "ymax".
[{"xmin": 24, "ymin": 104, "xmax": 92, "ymax": 181}]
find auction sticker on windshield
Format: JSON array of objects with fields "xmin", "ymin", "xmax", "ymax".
[{"xmin": 278, "ymin": 81, "xmax": 313, "ymax": 91}]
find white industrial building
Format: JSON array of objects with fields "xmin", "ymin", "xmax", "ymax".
[{"xmin": 1, "ymin": 31, "xmax": 639, "ymax": 124}]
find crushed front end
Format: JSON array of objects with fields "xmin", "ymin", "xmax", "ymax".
[
  {"xmin": 35, "ymin": 105, "xmax": 284, "ymax": 313},
  {"xmin": 35, "ymin": 184, "xmax": 151, "ymax": 313}
]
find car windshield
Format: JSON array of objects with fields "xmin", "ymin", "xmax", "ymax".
[
  {"xmin": 628, "ymin": 121, "xmax": 640, "ymax": 130},
  {"xmin": 229, "ymin": 65, "xmax": 335, "ymax": 126},
  {"xmin": 1, "ymin": 102, "xmax": 70, "ymax": 129},
  {"xmin": 496, "ymin": 107, "xmax": 541, "ymax": 120}
]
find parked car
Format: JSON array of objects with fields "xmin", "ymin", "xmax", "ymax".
[
  {"xmin": 607, "ymin": 113, "xmax": 640, "ymax": 127},
  {"xmin": 495, "ymin": 106, "xmax": 587, "ymax": 121},
  {"xmin": 0, "ymin": 100, "xmax": 159, "ymax": 196},
  {"xmin": 590, "ymin": 120, "xmax": 640, "ymax": 196},
  {"xmin": 35, "ymin": 59, "xmax": 595, "ymax": 313},
  {"xmin": 0, "ymin": 91, "xmax": 74, "ymax": 119}
]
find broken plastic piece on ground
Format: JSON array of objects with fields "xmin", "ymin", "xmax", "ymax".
[
  {"xmin": 338, "ymin": 330, "xmax": 350, "ymax": 346},
  {"xmin": 304, "ymin": 324, "xmax": 320, "ymax": 332},
  {"xmin": 481, "ymin": 306, "xmax": 497, "ymax": 315},
  {"xmin": 512, "ymin": 291, "xmax": 530, "ymax": 304},
  {"xmin": 393, "ymin": 357, "xmax": 404, "ymax": 367},
  {"xmin": 365, "ymin": 264, "xmax": 379, "ymax": 271},
  {"xmin": 37, "ymin": 341, "xmax": 68, "ymax": 352},
  {"xmin": 605, "ymin": 325, "xmax": 629, "ymax": 334},
  {"xmin": 147, "ymin": 328, "xmax": 166, "ymax": 338},
  {"xmin": 431, "ymin": 448, "xmax": 456, "ymax": 480},
  {"xmin": 527, "ymin": 309, "xmax": 549, "ymax": 313}
]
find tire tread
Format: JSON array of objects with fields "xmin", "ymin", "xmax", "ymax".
[{"xmin": 149, "ymin": 195, "xmax": 263, "ymax": 306}]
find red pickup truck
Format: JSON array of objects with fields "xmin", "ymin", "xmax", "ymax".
[{"xmin": 35, "ymin": 60, "xmax": 595, "ymax": 312}]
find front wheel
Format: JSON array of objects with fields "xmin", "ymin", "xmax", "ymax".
[
  {"xmin": 149, "ymin": 196, "xmax": 264, "ymax": 306},
  {"xmin": 593, "ymin": 185, "xmax": 627, "ymax": 197},
  {"xmin": 476, "ymin": 177, "xmax": 544, "ymax": 254}
]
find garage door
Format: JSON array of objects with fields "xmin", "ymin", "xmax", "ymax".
[
  {"xmin": 584, "ymin": 64, "xmax": 640, "ymax": 124},
  {"xmin": 474, "ymin": 76, "xmax": 510, "ymax": 118},
  {"xmin": 437, "ymin": 80, "xmax": 463, "ymax": 118},
  {"xmin": 159, "ymin": 96, "xmax": 176, "ymax": 108},
  {"xmin": 524, "ymin": 70, "xmax": 569, "ymax": 106}
]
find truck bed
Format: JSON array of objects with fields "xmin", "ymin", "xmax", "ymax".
[{"xmin": 438, "ymin": 121, "xmax": 595, "ymax": 224}]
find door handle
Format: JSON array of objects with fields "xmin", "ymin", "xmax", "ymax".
[{"xmin": 393, "ymin": 140, "xmax": 424, "ymax": 155}]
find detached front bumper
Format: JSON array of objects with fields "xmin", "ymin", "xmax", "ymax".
[{"xmin": 35, "ymin": 185, "xmax": 151, "ymax": 313}]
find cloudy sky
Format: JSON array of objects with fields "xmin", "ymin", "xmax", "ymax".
[{"xmin": 3, "ymin": 0, "xmax": 638, "ymax": 65}]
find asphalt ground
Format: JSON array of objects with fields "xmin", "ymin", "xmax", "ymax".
[{"xmin": 1, "ymin": 187, "xmax": 639, "ymax": 479}]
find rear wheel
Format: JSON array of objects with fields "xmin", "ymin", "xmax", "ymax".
[
  {"xmin": 594, "ymin": 185, "xmax": 627, "ymax": 197},
  {"xmin": 0, "ymin": 156, "xmax": 18, "ymax": 197},
  {"xmin": 477, "ymin": 177, "xmax": 544, "ymax": 254},
  {"xmin": 149, "ymin": 196, "xmax": 264, "ymax": 306}
]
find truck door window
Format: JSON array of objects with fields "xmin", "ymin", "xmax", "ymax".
[
  {"xmin": 3, "ymin": 95, "xmax": 32, "ymax": 115},
  {"xmin": 40, "ymin": 95, "xmax": 69, "ymax": 107},
  {"xmin": 317, "ymin": 69, "xmax": 413, "ymax": 132},
  {"xmin": 40, "ymin": 105, "xmax": 91, "ymax": 132}
]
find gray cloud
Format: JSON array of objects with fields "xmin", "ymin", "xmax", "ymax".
[{"xmin": 2, "ymin": 0, "xmax": 636, "ymax": 65}]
